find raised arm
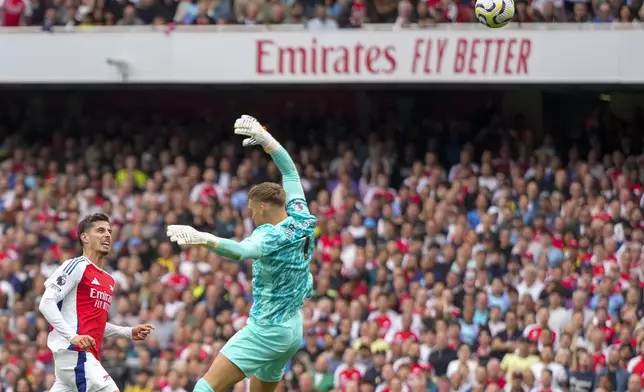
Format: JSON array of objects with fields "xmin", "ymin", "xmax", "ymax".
[
  {"xmin": 266, "ymin": 145, "xmax": 305, "ymax": 203},
  {"xmin": 233, "ymin": 114, "xmax": 305, "ymax": 203}
]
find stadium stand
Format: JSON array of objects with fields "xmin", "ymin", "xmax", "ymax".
[
  {"xmin": 0, "ymin": 89, "xmax": 643, "ymax": 392},
  {"xmin": 1, "ymin": 0, "xmax": 643, "ymax": 27}
]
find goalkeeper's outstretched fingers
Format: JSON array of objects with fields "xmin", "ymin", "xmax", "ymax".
[
  {"xmin": 233, "ymin": 115, "xmax": 278, "ymax": 152},
  {"xmin": 167, "ymin": 225, "xmax": 206, "ymax": 246}
]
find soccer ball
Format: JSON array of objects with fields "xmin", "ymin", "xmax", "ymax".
[{"xmin": 475, "ymin": 0, "xmax": 514, "ymax": 28}]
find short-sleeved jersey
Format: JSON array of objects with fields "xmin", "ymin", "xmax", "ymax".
[
  {"xmin": 44, "ymin": 256, "xmax": 115, "ymax": 359},
  {"xmin": 249, "ymin": 198, "xmax": 317, "ymax": 326}
]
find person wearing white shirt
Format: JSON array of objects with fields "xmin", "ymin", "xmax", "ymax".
[
  {"xmin": 189, "ymin": 169, "xmax": 221, "ymax": 204},
  {"xmin": 0, "ymin": 280, "xmax": 14, "ymax": 309},
  {"xmin": 307, "ymin": 6, "xmax": 338, "ymax": 30},
  {"xmin": 340, "ymin": 232, "xmax": 358, "ymax": 272},
  {"xmin": 162, "ymin": 370, "xmax": 188, "ymax": 392},
  {"xmin": 334, "ymin": 350, "xmax": 367, "ymax": 388},
  {"xmin": 546, "ymin": 290, "xmax": 568, "ymax": 335},
  {"xmin": 384, "ymin": 311, "xmax": 422, "ymax": 344},
  {"xmin": 563, "ymin": 291, "xmax": 595, "ymax": 327},
  {"xmin": 345, "ymin": 213, "xmax": 367, "ymax": 241},
  {"xmin": 448, "ymin": 149, "xmax": 479, "ymax": 182},
  {"xmin": 516, "ymin": 265, "xmax": 545, "ymax": 302},
  {"xmin": 530, "ymin": 346, "xmax": 567, "ymax": 390},
  {"xmin": 446, "ymin": 344, "xmax": 477, "ymax": 382},
  {"xmin": 531, "ymin": 0, "xmax": 563, "ymax": 16},
  {"xmin": 529, "ymin": 367, "xmax": 563, "ymax": 392},
  {"xmin": 393, "ymin": 0, "xmax": 413, "ymax": 29},
  {"xmin": 479, "ymin": 163, "xmax": 499, "ymax": 192},
  {"xmin": 488, "ymin": 307, "xmax": 506, "ymax": 337}
]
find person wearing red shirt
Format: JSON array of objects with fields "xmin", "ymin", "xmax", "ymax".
[
  {"xmin": 537, "ymin": 328, "xmax": 557, "ymax": 354},
  {"xmin": 162, "ymin": 272, "xmax": 190, "ymax": 292},
  {"xmin": 1, "ymin": 0, "xmax": 24, "ymax": 26},
  {"xmin": 342, "ymin": 277, "xmax": 369, "ymax": 299},
  {"xmin": 364, "ymin": 173, "xmax": 396, "ymax": 206},
  {"xmin": 333, "ymin": 349, "xmax": 365, "ymax": 390},
  {"xmin": 369, "ymin": 293, "xmax": 400, "ymax": 339},
  {"xmin": 318, "ymin": 220, "xmax": 342, "ymax": 262},
  {"xmin": 525, "ymin": 308, "xmax": 554, "ymax": 343},
  {"xmin": 485, "ymin": 358, "xmax": 507, "ymax": 389},
  {"xmin": 593, "ymin": 308, "xmax": 616, "ymax": 344},
  {"xmin": 231, "ymin": 297, "xmax": 248, "ymax": 331},
  {"xmin": 388, "ymin": 313, "xmax": 418, "ymax": 345},
  {"xmin": 588, "ymin": 328, "xmax": 608, "ymax": 372}
]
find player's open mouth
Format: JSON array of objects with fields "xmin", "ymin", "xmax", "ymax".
[{"xmin": 101, "ymin": 242, "xmax": 111, "ymax": 246}]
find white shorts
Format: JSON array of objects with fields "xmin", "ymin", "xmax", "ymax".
[{"xmin": 50, "ymin": 351, "xmax": 119, "ymax": 392}]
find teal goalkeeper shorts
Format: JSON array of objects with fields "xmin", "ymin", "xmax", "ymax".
[{"xmin": 220, "ymin": 312, "xmax": 303, "ymax": 382}]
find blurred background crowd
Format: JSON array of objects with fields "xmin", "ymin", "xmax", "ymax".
[
  {"xmin": 0, "ymin": 88, "xmax": 643, "ymax": 392},
  {"xmin": 2, "ymin": 0, "xmax": 644, "ymax": 29}
]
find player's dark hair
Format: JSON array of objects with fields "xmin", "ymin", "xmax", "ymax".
[
  {"xmin": 248, "ymin": 182, "xmax": 286, "ymax": 206},
  {"xmin": 77, "ymin": 213, "xmax": 110, "ymax": 247}
]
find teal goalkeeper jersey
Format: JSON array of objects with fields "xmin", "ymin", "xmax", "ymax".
[
  {"xmin": 246, "ymin": 198, "xmax": 316, "ymax": 325},
  {"xmin": 211, "ymin": 146, "xmax": 317, "ymax": 326}
]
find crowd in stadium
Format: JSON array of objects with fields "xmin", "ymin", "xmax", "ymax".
[
  {"xmin": 1, "ymin": 0, "xmax": 644, "ymax": 27},
  {"xmin": 0, "ymin": 91, "xmax": 643, "ymax": 392}
]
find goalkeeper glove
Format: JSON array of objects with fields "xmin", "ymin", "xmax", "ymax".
[
  {"xmin": 233, "ymin": 114, "xmax": 280, "ymax": 152},
  {"xmin": 166, "ymin": 225, "xmax": 219, "ymax": 248}
]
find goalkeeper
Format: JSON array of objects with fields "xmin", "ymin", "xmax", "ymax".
[{"xmin": 167, "ymin": 115, "xmax": 317, "ymax": 392}]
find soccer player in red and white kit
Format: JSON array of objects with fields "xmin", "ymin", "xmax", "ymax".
[{"xmin": 39, "ymin": 213, "xmax": 154, "ymax": 392}]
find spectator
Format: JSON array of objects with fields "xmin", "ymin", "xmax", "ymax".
[
  {"xmin": 416, "ymin": 2, "xmax": 431, "ymax": 25},
  {"xmin": 267, "ymin": 2, "xmax": 286, "ymax": 24},
  {"xmin": 307, "ymin": 4, "xmax": 338, "ymax": 29},
  {"xmin": 627, "ymin": 374, "xmax": 643, "ymax": 392},
  {"xmin": 241, "ymin": 1, "xmax": 260, "ymax": 23},
  {"xmin": 117, "ymin": 4, "xmax": 144, "ymax": 24},
  {"xmin": 617, "ymin": 4, "xmax": 634, "ymax": 21},
  {"xmin": 514, "ymin": 0, "xmax": 535, "ymax": 22},
  {"xmin": 285, "ymin": 1, "xmax": 306, "ymax": 23},
  {"xmin": 342, "ymin": 0, "xmax": 365, "ymax": 27},
  {"xmin": 4, "ymin": 0, "xmax": 644, "ymax": 27},
  {"xmin": 392, "ymin": 0, "xmax": 412, "ymax": 28},
  {"xmin": 593, "ymin": 2, "xmax": 614, "ymax": 22},
  {"xmin": 191, "ymin": 1, "xmax": 214, "ymax": 24},
  {"xmin": 41, "ymin": 7, "xmax": 59, "ymax": 29},
  {"xmin": 428, "ymin": 331, "xmax": 457, "ymax": 376},
  {"xmin": 571, "ymin": 2, "xmax": 591, "ymax": 21},
  {"xmin": 0, "ymin": 0, "xmax": 25, "ymax": 26}
]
